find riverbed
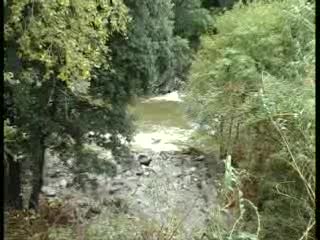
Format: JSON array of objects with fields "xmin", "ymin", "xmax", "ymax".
[{"xmin": 40, "ymin": 91, "xmax": 225, "ymax": 239}]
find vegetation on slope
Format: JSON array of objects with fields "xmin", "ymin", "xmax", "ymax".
[
  {"xmin": 4, "ymin": 0, "xmax": 315, "ymax": 239},
  {"xmin": 185, "ymin": 0, "xmax": 315, "ymax": 239}
]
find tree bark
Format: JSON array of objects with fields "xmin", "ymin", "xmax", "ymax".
[
  {"xmin": 29, "ymin": 134, "xmax": 46, "ymax": 209},
  {"xmin": 219, "ymin": 118, "xmax": 227, "ymax": 159}
]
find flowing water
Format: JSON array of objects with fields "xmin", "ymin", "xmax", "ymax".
[
  {"xmin": 122, "ymin": 92, "xmax": 221, "ymax": 238},
  {"xmin": 130, "ymin": 91, "xmax": 194, "ymax": 152}
]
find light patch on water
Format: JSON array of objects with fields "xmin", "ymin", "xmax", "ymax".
[
  {"xmin": 143, "ymin": 91, "xmax": 185, "ymax": 103},
  {"xmin": 131, "ymin": 91, "xmax": 194, "ymax": 151},
  {"xmin": 131, "ymin": 127, "xmax": 193, "ymax": 152}
]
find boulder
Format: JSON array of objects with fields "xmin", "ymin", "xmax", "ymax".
[
  {"xmin": 138, "ymin": 154, "xmax": 152, "ymax": 166},
  {"xmin": 152, "ymin": 138, "xmax": 161, "ymax": 144},
  {"xmin": 41, "ymin": 186, "xmax": 56, "ymax": 197},
  {"xmin": 59, "ymin": 179, "xmax": 68, "ymax": 188},
  {"xmin": 109, "ymin": 186, "xmax": 122, "ymax": 194},
  {"xmin": 49, "ymin": 169, "xmax": 61, "ymax": 178},
  {"xmin": 194, "ymin": 155, "xmax": 205, "ymax": 161},
  {"xmin": 136, "ymin": 169, "xmax": 144, "ymax": 176}
]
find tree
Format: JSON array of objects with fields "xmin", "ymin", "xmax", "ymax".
[
  {"xmin": 172, "ymin": 0, "xmax": 213, "ymax": 49},
  {"xmin": 185, "ymin": 0, "xmax": 315, "ymax": 239},
  {"xmin": 4, "ymin": 0, "xmax": 130, "ymax": 209},
  {"xmin": 106, "ymin": 0, "xmax": 184, "ymax": 95}
]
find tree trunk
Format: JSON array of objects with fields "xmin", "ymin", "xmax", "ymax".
[
  {"xmin": 4, "ymin": 155, "xmax": 23, "ymax": 209},
  {"xmin": 219, "ymin": 118, "xmax": 227, "ymax": 159},
  {"xmin": 227, "ymin": 116, "xmax": 234, "ymax": 156},
  {"xmin": 29, "ymin": 135, "xmax": 46, "ymax": 209}
]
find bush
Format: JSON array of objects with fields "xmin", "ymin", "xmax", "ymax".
[{"xmin": 184, "ymin": 0, "xmax": 315, "ymax": 239}]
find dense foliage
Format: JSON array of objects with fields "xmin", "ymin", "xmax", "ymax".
[
  {"xmin": 4, "ymin": 0, "xmax": 131, "ymax": 208},
  {"xmin": 105, "ymin": 0, "xmax": 177, "ymax": 94},
  {"xmin": 185, "ymin": 0, "xmax": 315, "ymax": 239},
  {"xmin": 4, "ymin": 0, "xmax": 315, "ymax": 239},
  {"xmin": 104, "ymin": 0, "xmax": 216, "ymax": 95},
  {"xmin": 4, "ymin": 0, "xmax": 218, "ymax": 211}
]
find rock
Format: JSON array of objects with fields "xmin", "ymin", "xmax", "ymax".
[
  {"xmin": 88, "ymin": 174, "xmax": 98, "ymax": 181},
  {"xmin": 196, "ymin": 182, "xmax": 202, "ymax": 189},
  {"xmin": 49, "ymin": 169, "xmax": 61, "ymax": 178},
  {"xmin": 78, "ymin": 200, "xmax": 89, "ymax": 208},
  {"xmin": 67, "ymin": 159, "xmax": 74, "ymax": 167},
  {"xmin": 174, "ymin": 159, "xmax": 183, "ymax": 166},
  {"xmin": 114, "ymin": 175, "xmax": 121, "ymax": 180},
  {"xmin": 136, "ymin": 170, "xmax": 144, "ymax": 176},
  {"xmin": 152, "ymin": 138, "xmax": 161, "ymax": 144},
  {"xmin": 173, "ymin": 170, "xmax": 183, "ymax": 178},
  {"xmin": 184, "ymin": 175, "xmax": 191, "ymax": 184},
  {"xmin": 206, "ymin": 172, "xmax": 212, "ymax": 178},
  {"xmin": 66, "ymin": 181, "xmax": 73, "ymax": 188},
  {"xmin": 112, "ymin": 180, "xmax": 125, "ymax": 186},
  {"xmin": 109, "ymin": 186, "xmax": 122, "ymax": 194},
  {"xmin": 117, "ymin": 164, "xmax": 122, "ymax": 172},
  {"xmin": 200, "ymin": 208, "xmax": 208, "ymax": 214},
  {"xmin": 102, "ymin": 198, "xmax": 110, "ymax": 206},
  {"xmin": 41, "ymin": 186, "xmax": 56, "ymax": 197},
  {"xmin": 194, "ymin": 155, "xmax": 205, "ymax": 161},
  {"xmin": 159, "ymin": 151, "xmax": 169, "ymax": 159},
  {"xmin": 89, "ymin": 206, "xmax": 101, "ymax": 214},
  {"xmin": 138, "ymin": 154, "xmax": 152, "ymax": 166},
  {"xmin": 127, "ymin": 176, "xmax": 138, "ymax": 181},
  {"xmin": 187, "ymin": 167, "xmax": 197, "ymax": 174},
  {"xmin": 59, "ymin": 179, "xmax": 68, "ymax": 188},
  {"xmin": 85, "ymin": 206, "xmax": 101, "ymax": 218}
]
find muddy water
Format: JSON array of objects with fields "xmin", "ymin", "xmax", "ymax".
[
  {"xmin": 123, "ymin": 92, "xmax": 220, "ymax": 238},
  {"xmin": 130, "ymin": 92, "xmax": 194, "ymax": 152}
]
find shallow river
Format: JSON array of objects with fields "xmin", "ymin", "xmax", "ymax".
[
  {"xmin": 130, "ymin": 91, "xmax": 194, "ymax": 152},
  {"xmin": 40, "ymin": 91, "xmax": 224, "ymax": 240}
]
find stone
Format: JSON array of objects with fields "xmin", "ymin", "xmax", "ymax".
[
  {"xmin": 88, "ymin": 174, "xmax": 98, "ymax": 181},
  {"xmin": 194, "ymin": 155, "xmax": 205, "ymax": 161},
  {"xmin": 173, "ymin": 171, "xmax": 182, "ymax": 178},
  {"xmin": 78, "ymin": 201, "xmax": 89, "ymax": 208},
  {"xmin": 127, "ymin": 176, "xmax": 138, "ymax": 181},
  {"xmin": 109, "ymin": 186, "xmax": 122, "ymax": 194},
  {"xmin": 152, "ymin": 138, "xmax": 161, "ymax": 144},
  {"xmin": 117, "ymin": 164, "xmax": 122, "ymax": 172},
  {"xmin": 41, "ymin": 186, "xmax": 56, "ymax": 197},
  {"xmin": 49, "ymin": 169, "xmax": 61, "ymax": 178},
  {"xmin": 138, "ymin": 154, "xmax": 152, "ymax": 166},
  {"xmin": 85, "ymin": 206, "xmax": 101, "ymax": 219},
  {"xmin": 112, "ymin": 180, "xmax": 125, "ymax": 186},
  {"xmin": 174, "ymin": 159, "xmax": 183, "ymax": 166},
  {"xmin": 102, "ymin": 198, "xmax": 110, "ymax": 206},
  {"xmin": 89, "ymin": 206, "xmax": 101, "ymax": 214},
  {"xmin": 59, "ymin": 179, "xmax": 68, "ymax": 188},
  {"xmin": 187, "ymin": 167, "xmax": 197, "ymax": 174},
  {"xmin": 184, "ymin": 175, "xmax": 191, "ymax": 184},
  {"xmin": 67, "ymin": 159, "xmax": 74, "ymax": 167}
]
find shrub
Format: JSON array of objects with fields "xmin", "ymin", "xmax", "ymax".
[{"xmin": 184, "ymin": 0, "xmax": 315, "ymax": 239}]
